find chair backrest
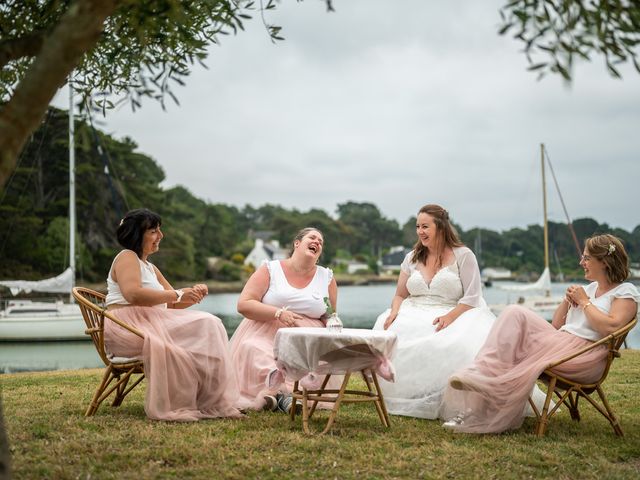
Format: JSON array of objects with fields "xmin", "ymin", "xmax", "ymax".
[
  {"xmin": 593, "ymin": 316, "xmax": 637, "ymax": 387},
  {"xmin": 72, "ymin": 287, "xmax": 111, "ymax": 366}
]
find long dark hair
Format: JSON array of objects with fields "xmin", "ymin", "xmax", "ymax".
[
  {"xmin": 411, "ymin": 204, "xmax": 462, "ymax": 268},
  {"xmin": 116, "ymin": 208, "xmax": 162, "ymax": 258}
]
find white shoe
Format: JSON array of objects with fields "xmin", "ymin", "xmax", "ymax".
[{"xmin": 442, "ymin": 414, "xmax": 465, "ymax": 428}]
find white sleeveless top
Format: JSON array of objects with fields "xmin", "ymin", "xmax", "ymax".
[
  {"xmin": 106, "ymin": 250, "xmax": 165, "ymax": 307},
  {"xmin": 560, "ymin": 282, "xmax": 640, "ymax": 341},
  {"xmin": 261, "ymin": 260, "xmax": 333, "ymax": 319}
]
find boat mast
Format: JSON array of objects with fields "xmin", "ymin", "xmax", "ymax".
[
  {"xmin": 540, "ymin": 143, "xmax": 550, "ymax": 297},
  {"xmin": 69, "ymin": 81, "xmax": 76, "ymax": 302}
]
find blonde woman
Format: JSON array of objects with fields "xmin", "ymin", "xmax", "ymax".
[{"xmin": 442, "ymin": 234, "xmax": 639, "ymax": 433}]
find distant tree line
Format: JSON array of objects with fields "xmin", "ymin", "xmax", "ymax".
[{"xmin": 1, "ymin": 108, "xmax": 638, "ymax": 284}]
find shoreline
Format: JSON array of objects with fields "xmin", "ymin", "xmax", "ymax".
[{"xmin": 78, "ymin": 274, "xmax": 398, "ymax": 295}]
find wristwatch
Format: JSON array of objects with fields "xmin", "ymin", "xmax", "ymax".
[{"xmin": 174, "ymin": 289, "xmax": 184, "ymax": 303}]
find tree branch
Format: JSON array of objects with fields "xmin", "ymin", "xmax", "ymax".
[
  {"xmin": 0, "ymin": 31, "xmax": 47, "ymax": 70},
  {"xmin": 0, "ymin": 0, "xmax": 118, "ymax": 188}
]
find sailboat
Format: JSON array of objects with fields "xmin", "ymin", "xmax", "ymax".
[
  {"xmin": 0, "ymin": 85, "xmax": 86, "ymax": 341},
  {"xmin": 490, "ymin": 144, "xmax": 566, "ymax": 318}
]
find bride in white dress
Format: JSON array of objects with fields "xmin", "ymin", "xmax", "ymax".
[{"xmin": 373, "ymin": 204, "xmax": 496, "ymax": 419}]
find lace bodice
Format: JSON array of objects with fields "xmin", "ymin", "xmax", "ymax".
[
  {"xmin": 403, "ymin": 262, "xmax": 463, "ymax": 309},
  {"xmin": 400, "ymin": 246, "xmax": 483, "ymax": 309}
]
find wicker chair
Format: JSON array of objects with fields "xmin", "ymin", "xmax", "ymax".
[
  {"xmin": 72, "ymin": 287, "xmax": 145, "ymax": 416},
  {"xmin": 528, "ymin": 316, "xmax": 637, "ymax": 437}
]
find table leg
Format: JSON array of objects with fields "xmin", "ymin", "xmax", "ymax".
[
  {"xmin": 320, "ymin": 372, "xmax": 351, "ymax": 435},
  {"xmin": 308, "ymin": 374, "xmax": 332, "ymax": 419},
  {"xmin": 371, "ymin": 371, "xmax": 391, "ymax": 428},
  {"xmin": 290, "ymin": 381, "xmax": 299, "ymax": 422},
  {"xmin": 362, "ymin": 370, "xmax": 388, "ymax": 427}
]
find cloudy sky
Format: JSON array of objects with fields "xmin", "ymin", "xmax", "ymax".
[{"xmin": 53, "ymin": 0, "xmax": 640, "ymax": 233}]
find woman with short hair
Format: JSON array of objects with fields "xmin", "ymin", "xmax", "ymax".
[
  {"xmin": 442, "ymin": 233, "xmax": 639, "ymax": 433},
  {"xmin": 105, "ymin": 208, "xmax": 243, "ymax": 421}
]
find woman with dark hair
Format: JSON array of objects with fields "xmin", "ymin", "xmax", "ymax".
[
  {"xmin": 441, "ymin": 233, "xmax": 639, "ymax": 433},
  {"xmin": 104, "ymin": 208, "xmax": 243, "ymax": 421},
  {"xmin": 372, "ymin": 204, "xmax": 496, "ymax": 419},
  {"xmin": 230, "ymin": 227, "xmax": 338, "ymax": 412}
]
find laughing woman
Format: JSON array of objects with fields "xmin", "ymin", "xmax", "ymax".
[
  {"xmin": 104, "ymin": 208, "xmax": 243, "ymax": 421},
  {"xmin": 230, "ymin": 227, "xmax": 338, "ymax": 413},
  {"xmin": 373, "ymin": 204, "xmax": 496, "ymax": 419}
]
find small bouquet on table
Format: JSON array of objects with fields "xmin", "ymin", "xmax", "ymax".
[{"xmin": 323, "ymin": 296, "xmax": 343, "ymax": 333}]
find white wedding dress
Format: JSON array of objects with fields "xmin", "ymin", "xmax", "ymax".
[{"xmin": 373, "ymin": 247, "xmax": 496, "ymax": 419}]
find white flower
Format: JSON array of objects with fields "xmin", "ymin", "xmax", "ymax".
[{"xmin": 607, "ymin": 244, "xmax": 616, "ymax": 255}]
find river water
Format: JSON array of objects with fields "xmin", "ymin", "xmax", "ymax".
[{"xmin": 2, "ymin": 281, "xmax": 638, "ymax": 373}]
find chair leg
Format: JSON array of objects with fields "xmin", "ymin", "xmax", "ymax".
[
  {"xmin": 568, "ymin": 392, "xmax": 581, "ymax": 421},
  {"xmin": 111, "ymin": 374, "xmax": 131, "ymax": 407},
  {"xmin": 86, "ymin": 365, "xmax": 114, "ymax": 416},
  {"xmin": 595, "ymin": 386, "xmax": 624, "ymax": 437},
  {"xmin": 536, "ymin": 377, "xmax": 556, "ymax": 437}
]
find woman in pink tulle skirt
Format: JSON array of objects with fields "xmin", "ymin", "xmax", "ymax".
[
  {"xmin": 103, "ymin": 208, "xmax": 243, "ymax": 421},
  {"xmin": 441, "ymin": 234, "xmax": 639, "ymax": 433},
  {"xmin": 230, "ymin": 227, "xmax": 338, "ymax": 412}
]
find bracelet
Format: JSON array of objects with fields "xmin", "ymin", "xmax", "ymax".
[
  {"xmin": 275, "ymin": 305, "xmax": 289, "ymax": 320},
  {"xmin": 582, "ymin": 301, "xmax": 593, "ymax": 310},
  {"xmin": 174, "ymin": 289, "xmax": 184, "ymax": 303}
]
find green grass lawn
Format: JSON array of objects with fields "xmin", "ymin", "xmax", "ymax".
[{"xmin": 3, "ymin": 351, "xmax": 640, "ymax": 479}]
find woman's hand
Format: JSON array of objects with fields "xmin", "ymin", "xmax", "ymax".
[
  {"xmin": 180, "ymin": 285, "xmax": 207, "ymax": 305},
  {"xmin": 433, "ymin": 314, "xmax": 454, "ymax": 332},
  {"xmin": 383, "ymin": 311, "xmax": 398, "ymax": 330},
  {"xmin": 565, "ymin": 285, "xmax": 589, "ymax": 308},
  {"xmin": 278, "ymin": 309, "xmax": 305, "ymax": 328}
]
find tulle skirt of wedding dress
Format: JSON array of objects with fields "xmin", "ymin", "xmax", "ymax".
[
  {"xmin": 373, "ymin": 301, "xmax": 496, "ymax": 419},
  {"xmin": 104, "ymin": 306, "xmax": 243, "ymax": 421},
  {"xmin": 440, "ymin": 305, "xmax": 608, "ymax": 433}
]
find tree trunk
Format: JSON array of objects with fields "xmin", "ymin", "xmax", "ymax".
[{"xmin": 0, "ymin": 0, "xmax": 118, "ymax": 189}]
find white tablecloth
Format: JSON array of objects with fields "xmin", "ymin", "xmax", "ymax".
[{"xmin": 274, "ymin": 327, "xmax": 397, "ymax": 388}]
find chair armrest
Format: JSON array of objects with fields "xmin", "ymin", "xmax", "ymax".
[
  {"xmin": 544, "ymin": 317, "xmax": 637, "ymax": 370},
  {"xmin": 544, "ymin": 334, "xmax": 613, "ymax": 370},
  {"xmin": 103, "ymin": 309, "xmax": 145, "ymax": 339}
]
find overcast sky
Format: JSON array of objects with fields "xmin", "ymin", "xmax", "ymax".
[{"xmin": 53, "ymin": 0, "xmax": 640, "ymax": 233}]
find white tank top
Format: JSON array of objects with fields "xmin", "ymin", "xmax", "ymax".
[
  {"xmin": 105, "ymin": 250, "xmax": 165, "ymax": 307},
  {"xmin": 261, "ymin": 260, "xmax": 333, "ymax": 319}
]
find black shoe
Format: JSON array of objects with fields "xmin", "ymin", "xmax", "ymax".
[
  {"xmin": 276, "ymin": 393, "xmax": 302, "ymax": 414},
  {"xmin": 263, "ymin": 394, "xmax": 278, "ymax": 412}
]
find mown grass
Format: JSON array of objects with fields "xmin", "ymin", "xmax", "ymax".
[{"xmin": 2, "ymin": 351, "xmax": 640, "ymax": 479}]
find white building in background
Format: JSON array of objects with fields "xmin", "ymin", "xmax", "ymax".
[
  {"xmin": 244, "ymin": 238, "xmax": 289, "ymax": 267},
  {"xmin": 482, "ymin": 267, "xmax": 512, "ymax": 280}
]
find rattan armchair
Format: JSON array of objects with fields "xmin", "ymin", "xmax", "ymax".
[
  {"xmin": 72, "ymin": 287, "xmax": 145, "ymax": 416},
  {"xmin": 528, "ymin": 316, "xmax": 637, "ymax": 437}
]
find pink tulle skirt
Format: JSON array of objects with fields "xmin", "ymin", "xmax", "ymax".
[
  {"xmin": 229, "ymin": 317, "xmax": 326, "ymax": 410},
  {"xmin": 104, "ymin": 306, "xmax": 243, "ymax": 421},
  {"xmin": 441, "ymin": 305, "xmax": 608, "ymax": 433}
]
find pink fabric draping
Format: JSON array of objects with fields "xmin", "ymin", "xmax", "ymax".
[
  {"xmin": 229, "ymin": 317, "xmax": 328, "ymax": 410},
  {"xmin": 104, "ymin": 306, "xmax": 243, "ymax": 421},
  {"xmin": 441, "ymin": 305, "xmax": 608, "ymax": 433}
]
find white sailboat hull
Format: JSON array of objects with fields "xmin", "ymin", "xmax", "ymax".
[{"xmin": 0, "ymin": 300, "xmax": 87, "ymax": 341}]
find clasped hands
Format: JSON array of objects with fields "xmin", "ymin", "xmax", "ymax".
[
  {"xmin": 277, "ymin": 309, "xmax": 305, "ymax": 328},
  {"xmin": 565, "ymin": 284, "xmax": 588, "ymax": 308},
  {"xmin": 181, "ymin": 284, "xmax": 208, "ymax": 305}
]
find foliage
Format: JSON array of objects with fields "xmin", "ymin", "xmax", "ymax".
[
  {"xmin": 3, "ymin": 355, "xmax": 640, "ymax": 478},
  {"xmin": 500, "ymin": 0, "xmax": 640, "ymax": 80},
  {"xmin": 1, "ymin": 107, "xmax": 639, "ymax": 284}
]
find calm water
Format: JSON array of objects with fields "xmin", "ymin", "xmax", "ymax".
[{"xmin": 2, "ymin": 282, "xmax": 638, "ymax": 373}]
